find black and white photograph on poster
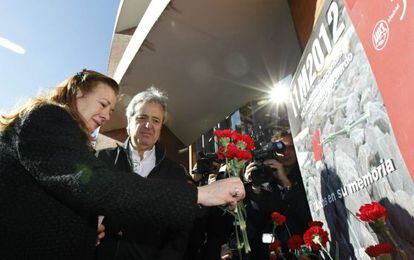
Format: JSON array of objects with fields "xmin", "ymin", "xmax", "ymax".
[{"xmin": 286, "ymin": 0, "xmax": 414, "ymax": 258}]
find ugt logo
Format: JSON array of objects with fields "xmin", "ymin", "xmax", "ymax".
[{"xmin": 372, "ymin": 20, "xmax": 389, "ymax": 51}]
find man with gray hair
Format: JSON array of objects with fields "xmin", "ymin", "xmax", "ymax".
[{"xmin": 95, "ymin": 86, "xmax": 190, "ymax": 260}]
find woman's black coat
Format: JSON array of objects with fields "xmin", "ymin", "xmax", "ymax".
[{"xmin": 0, "ymin": 104, "xmax": 197, "ymax": 259}]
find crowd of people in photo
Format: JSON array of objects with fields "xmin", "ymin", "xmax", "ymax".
[
  {"xmin": 0, "ymin": 69, "xmax": 314, "ymax": 260},
  {"xmin": 184, "ymin": 131, "xmax": 313, "ymax": 260}
]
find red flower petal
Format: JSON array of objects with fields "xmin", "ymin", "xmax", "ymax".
[
  {"xmin": 271, "ymin": 212, "xmax": 286, "ymax": 226},
  {"xmin": 308, "ymin": 221, "xmax": 324, "ymax": 227},
  {"xmin": 225, "ymin": 142, "xmax": 252, "ymax": 161},
  {"xmin": 217, "ymin": 146, "xmax": 225, "ymax": 161},
  {"xmin": 365, "ymin": 242, "xmax": 394, "ymax": 257},
  {"xmin": 269, "ymin": 240, "xmax": 281, "ymax": 251},
  {"xmin": 214, "ymin": 129, "xmax": 234, "ymax": 139},
  {"xmin": 287, "ymin": 235, "xmax": 303, "ymax": 250},
  {"xmin": 303, "ymin": 226, "xmax": 329, "ymax": 250},
  {"xmin": 356, "ymin": 202, "xmax": 387, "ymax": 222},
  {"xmin": 233, "ymin": 132, "xmax": 255, "ymax": 151}
]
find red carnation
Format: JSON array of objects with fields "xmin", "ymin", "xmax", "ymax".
[
  {"xmin": 232, "ymin": 132, "xmax": 255, "ymax": 151},
  {"xmin": 269, "ymin": 240, "xmax": 282, "ymax": 252},
  {"xmin": 287, "ymin": 235, "xmax": 303, "ymax": 250},
  {"xmin": 303, "ymin": 226, "xmax": 329, "ymax": 250},
  {"xmin": 236, "ymin": 149, "xmax": 252, "ymax": 161},
  {"xmin": 226, "ymin": 143, "xmax": 252, "ymax": 161},
  {"xmin": 241, "ymin": 134, "xmax": 255, "ymax": 150},
  {"xmin": 271, "ymin": 212, "xmax": 286, "ymax": 226},
  {"xmin": 308, "ymin": 221, "xmax": 323, "ymax": 227},
  {"xmin": 356, "ymin": 202, "xmax": 387, "ymax": 223},
  {"xmin": 231, "ymin": 131, "xmax": 239, "ymax": 141},
  {"xmin": 217, "ymin": 146, "xmax": 225, "ymax": 160},
  {"xmin": 214, "ymin": 129, "xmax": 234, "ymax": 139},
  {"xmin": 365, "ymin": 242, "xmax": 394, "ymax": 257},
  {"xmin": 225, "ymin": 143, "xmax": 237, "ymax": 157}
]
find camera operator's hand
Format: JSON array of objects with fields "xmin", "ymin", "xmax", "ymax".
[
  {"xmin": 244, "ymin": 162, "xmax": 257, "ymax": 182},
  {"xmin": 263, "ymin": 159, "xmax": 292, "ymax": 188},
  {"xmin": 191, "ymin": 172, "xmax": 203, "ymax": 183},
  {"xmin": 208, "ymin": 173, "xmax": 218, "ymax": 184},
  {"xmin": 96, "ymin": 223, "xmax": 105, "ymax": 246},
  {"xmin": 244, "ymin": 162, "xmax": 262, "ymax": 194},
  {"xmin": 197, "ymin": 177, "xmax": 245, "ymax": 210}
]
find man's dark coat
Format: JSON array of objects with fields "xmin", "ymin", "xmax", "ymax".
[{"xmin": 95, "ymin": 140, "xmax": 191, "ymax": 260}]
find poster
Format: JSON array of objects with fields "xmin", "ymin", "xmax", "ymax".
[
  {"xmin": 286, "ymin": 0, "xmax": 414, "ymax": 258},
  {"xmin": 344, "ymin": 0, "xmax": 414, "ymax": 180}
]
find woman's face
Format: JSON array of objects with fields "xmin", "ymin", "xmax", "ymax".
[{"xmin": 76, "ymin": 83, "xmax": 117, "ymax": 132}]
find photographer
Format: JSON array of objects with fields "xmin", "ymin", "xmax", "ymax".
[
  {"xmin": 244, "ymin": 131, "xmax": 312, "ymax": 259},
  {"xmin": 185, "ymin": 154, "xmax": 234, "ymax": 260},
  {"xmin": 190, "ymin": 153, "xmax": 223, "ymax": 186}
]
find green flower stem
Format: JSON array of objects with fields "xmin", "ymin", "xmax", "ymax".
[
  {"xmin": 376, "ymin": 254, "xmax": 392, "ymax": 260},
  {"xmin": 315, "ymin": 241, "xmax": 333, "ymax": 260},
  {"xmin": 225, "ymin": 158, "xmax": 251, "ymax": 254},
  {"xmin": 234, "ymin": 220, "xmax": 242, "ymax": 260},
  {"xmin": 384, "ymin": 229, "xmax": 408, "ymax": 260},
  {"xmin": 237, "ymin": 202, "xmax": 251, "ymax": 253},
  {"xmin": 272, "ymin": 224, "xmax": 276, "ymax": 241}
]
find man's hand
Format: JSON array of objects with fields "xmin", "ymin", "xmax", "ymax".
[
  {"xmin": 263, "ymin": 159, "xmax": 292, "ymax": 188},
  {"xmin": 197, "ymin": 177, "xmax": 245, "ymax": 210}
]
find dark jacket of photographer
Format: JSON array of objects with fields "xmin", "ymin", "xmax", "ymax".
[
  {"xmin": 246, "ymin": 164, "xmax": 312, "ymax": 257},
  {"xmin": 95, "ymin": 139, "xmax": 190, "ymax": 260},
  {"xmin": 268, "ymin": 164, "xmax": 311, "ymax": 236}
]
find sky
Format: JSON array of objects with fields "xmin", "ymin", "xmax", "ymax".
[{"xmin": 0, "ymin": 0, "xmax": 120, "ymax": 112}]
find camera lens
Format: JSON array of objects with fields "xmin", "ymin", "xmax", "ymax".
[{"xmin": 274, "ymin": 141, "xmax": 285, "ymax": 153}]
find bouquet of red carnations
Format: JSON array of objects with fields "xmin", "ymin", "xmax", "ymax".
[{"xmin": 214, "ymin": 129, "xmax": 254, "ymax": 254}]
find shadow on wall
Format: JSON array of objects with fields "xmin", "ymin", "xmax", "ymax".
[
  {"xmin": 380, "ymin": 197, "xmax": 414, "ymax": 257},
  {"xmin": 320, "ymin": 165, "xmax": 357, "ymax": 260}
]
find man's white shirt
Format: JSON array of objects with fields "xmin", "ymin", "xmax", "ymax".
[{"xmin": 127, "ymin": 142, "xmax": 156, "ymax": 178}]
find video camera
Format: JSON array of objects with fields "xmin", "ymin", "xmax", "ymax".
[
  {"xmin": 194, "ymin": 152, "xmax": 222, "ymax": 176},
  {"xmin": 250, "ymin": 141, "xmax": 286, "ymax": 185}
]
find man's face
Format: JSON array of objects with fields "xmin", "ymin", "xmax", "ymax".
[
  {"xmin": 128, "ymin": 102, "xmax": 164, "ymax": 151},
  {"xmin": 279, "ymin": 135, "xmax": 297, "ymax": 167}
]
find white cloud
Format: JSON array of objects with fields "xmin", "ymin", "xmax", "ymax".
[{"xmin": 0, "ymin": 36, "xmax": 26, "ymax": 54}]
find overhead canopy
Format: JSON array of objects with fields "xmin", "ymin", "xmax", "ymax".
[{"xmin": 103, "ymin": 0, "xmax": 301, "ymax": 145}]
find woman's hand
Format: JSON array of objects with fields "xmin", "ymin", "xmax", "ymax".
[{"xmin": 197, "ymin": 177, "xmax": 245, "ymax": 210}]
